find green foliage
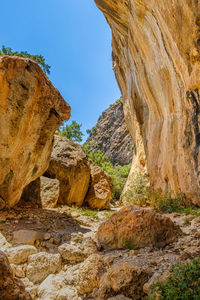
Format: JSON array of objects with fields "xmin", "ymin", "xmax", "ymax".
[
  {"xmin": 104, "ymin": 211, "xmax": 114, "ymax": 219},
  {"xmin": 83, "ymin": 143, "xmax": 131, "ymax": 200},
  {"xmin": 83, "ymin": 143, "xmax": 112, "ymax": 169},
  {"xmin": 183, "ymin": 217, "xmax": 190, "ymax": 226},
  {"xmin": 59, "ymin": 120, "xmax": 84, "ymax": 142},
  {"xmin": 104, "ymin": 164, "xmax": 131, "ymax": 200},
  {"xmin": 86, "ymin": 126, "xmax": 97, "ymax": 137},
  {"xmin": 150, "ymin": 189, "xmax": 184, "ymax": 213},
  {"xmin": 71, "ymin": 206, "xmax": 99, "ymax": 219},
  {"xmin": 123, "ymin": 172, "xmax": 150, "ymax": 206},
  {"xmin": 146, "ymin": 258, "xmax": 200, "ymax": 300},
  {"xmin": 116, "ymin": 97, "xmax": 123, "ymax": 105},
  {"xmin": 178, "ymin": 206, "xmax": 200, "ymax": 217},
  {"xmin": 0, "ymin": 45, "xmax": 51, "ymax": 74}
]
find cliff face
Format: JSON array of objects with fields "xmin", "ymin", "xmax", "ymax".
[
  {"xmin": 86, "ymin": 99, "xmax": 133, "ymax": 165},
  {"xmin": 95, "ymin": 0, "xmax": 200, "ymax": 205},
  {"xmin": 0, "ymin": 56, "xmax": 70, "ymax": 208}
]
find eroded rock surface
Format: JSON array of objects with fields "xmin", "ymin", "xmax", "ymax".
[
  {"xmin": 85, "ymin": 165, "xmax": 112, "ymax": 209},
  {"xmin": 97, "ymin": 206, "xmax": 181, "ymax": 250},
  {"xmin": 21, "ymin": 176, "xmax": 60, "ymax": 208},
  {"xmin": 45, "ymin": 136, "xmax": 90, "ymax": 206},
  {"xmin": 0, "ymin": 250, "xmax": 31, "ymax": 299},
  {"xmin": 95, "ymin": 0, "xmax": 200, "ymax": 206},
  {"xmin": 0, "ymin": 56, "xmax": 70, "ymax": 208},
  {"xmin": 26, "ymin": 252, "xmax": 61, "ymax": 283}
]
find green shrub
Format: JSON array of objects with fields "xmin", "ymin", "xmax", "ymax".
[
  {"xmin": 104, "ymin": 164, "xmax": 131, "ymax": 200},
  {"xmin": 150, "ymin": 189, "xmax": 184, "ymax": 213},
  {"xmin": 83, "ymin": 143, "xmax": 112, "ymax": 169},
  {"xmin": 0, "ymin": 45, "xmax": 51, "ymax": 74},
  {"xmin": 116, "ymin": 97, "xmax": 123, "ymax": 105},
  {"xmin": 123, "ymin": 172, "xmax": 150, "ymax": 206},
  {"xmin": 59, "ymin": 120, "xmax": 84, "ymax": 142},
  {"xmin": 82, "ymin": 144, "xmax": 131, "ymax": 200},
  {"xmin": 146, "ymin": 258, "xmax": 200, "ymax": 300}
]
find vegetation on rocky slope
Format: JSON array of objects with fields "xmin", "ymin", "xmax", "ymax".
[
  {"xmin": 123, "ymin": 172, "xmax": 200, "ymax": 216},
  {"xmin": 83, "ymin": 143, "xmax": 131, "ymax": 200},
  {"xmin": 0, "ymin": 45, "xmax": 51, "ymax": 74},
  {"xmin": 59, "ymin": 120, "xmax": 84, "ymax": 142},
  {"xmin": 147, "ymin": 258, "xmax": 200, "ymax": 300},
  {"xmin": 86, "ymin": 97, "xmax": 133, "ymax": 166}
]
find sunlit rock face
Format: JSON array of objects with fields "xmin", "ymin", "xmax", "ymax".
[
  {"xmin": 0, "ymin": 56, "xmax": 70, "ymax": 208},
  {"xmin": 95, "ymin": 0, "xmax": 200, "ymax": 205}
]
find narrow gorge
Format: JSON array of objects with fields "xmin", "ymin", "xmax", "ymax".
[{"xmin": 0, "ymin": 1, "xmax": 200, "ymax": 299}]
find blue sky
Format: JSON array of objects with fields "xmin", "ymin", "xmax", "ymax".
[{"xmin": 0, "ymin": 0, "xmax": 120, "ymax": 141}]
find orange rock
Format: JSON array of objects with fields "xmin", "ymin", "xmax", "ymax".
[
  {"xmin": 0, "ymin": 250, "xmax": 31, "ymax": 299},
  {"xmin": 46, "ymin": 136, "xmax": 90, "ymax": 206},
  {"xmin": 0, "ymin": 56, "xmax": 70, "ymax": 208},
  {"xmin": 97, "ymin": 206, "xmax": 181, "ymax": 250},
  {"xmin": 95, "ymin": 0, "xmax": 200, "ymax": 206},
  {"xmin": 85, "ymin": 165, "xmax": 112, "ymax": 209}
]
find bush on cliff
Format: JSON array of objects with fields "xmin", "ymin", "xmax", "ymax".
[
  {"xmin": 147, "ymin": 258, "xmax": 200, "ymax": 300},
  {"xmin": 59, "ymin": 120, "xmax": 84, "ymax": 143},
  {"xmin": 0, "ymin": 45, "xmax": 51, "ymax": 74}
]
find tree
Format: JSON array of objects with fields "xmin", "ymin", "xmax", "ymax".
[
  {"xmin": 0, "ymin": 45, "xmax": 51, "ymax": 74},
  {"xmin": 59, "ymin": 120, "xmax": 84, "ymax": 142}
]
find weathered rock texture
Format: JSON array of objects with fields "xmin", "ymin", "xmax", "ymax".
[
  {"xmin": 85, "ymin": 165, "xmax": 112, "ymax": 209},
  {"xmin": 21, "ymin": 176, "xmax": 60, "ymax": 208},
  {"xmin": 95, "ymin": 0, "xmax": 200, "ymax": 206},
  {"xmin": 86, "ymin": 99, "xmax": 133, "ymax": 165},
  {"xmin": 97, "ymin": 206, "xmax": 181, "ymax": 250},
  {"xmin": 45, "ymin": 136, "xmax": 90, "ymax": 206},
  {"xmin": 0, "ymin": 250, "xmax": 31, "ymax": 299},
  {"xmin": 0, "ymin": 56, "xmax": 70, "ymax": 208}
]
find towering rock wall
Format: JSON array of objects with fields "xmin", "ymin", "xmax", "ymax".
[
  {"xmin": 86, "ymin": 99, "xmax": 133, "ymax": 166},
  {"xmin": 0, "ymin": 56, "xmax": 70, "ymax": 208},
  {"xmin": 95, "ymin": 0, "xmax": 200, "ymax": 205}
]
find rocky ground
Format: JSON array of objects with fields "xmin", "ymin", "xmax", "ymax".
[{"xmin": 0, "ymin": 203, "xmax": 200, "ymax": 300}]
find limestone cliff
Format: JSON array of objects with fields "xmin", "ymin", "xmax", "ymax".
[
  {"xmin": 86, "ymin": 99, "xmax": 133, "ymax": 165},
  {"xmin": 0, "ymin": 56, "xmax": 70, "ymax": 208},
  {"xmin": 95, "ymin": 0, "xmax": 200, "ymax": 205}
]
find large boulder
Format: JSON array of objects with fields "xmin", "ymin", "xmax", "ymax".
[
  {"xmin": 85, "ymin": 165, "xmax": 112, "ymax": 209},
  {"xmin": 97, "ymin": 206, "xmax": 181, "ymax": 250},
  {"xmin": 5, "ymin": 245, "xmax": 37, "ymax": 265},
  {"xmin": 95, "ymin": 0, "xmax": 200, "ymax": 206},
  {"xmin": 26, "ymin": 252, "xmax": 62, "ymax": 284},
  {"xmin": 77, "ymin": 254, "xmax": 105, "ymax": 295},
  {"xmin": 0, "ymin": 250, "xmax": 31, "ymax": 299},
  {"xmin": 98, "ymin": 261, "xmax": 152, "ymax": 300},
  {"xmin": 21, "ymin": 176, "xmax": 60, "ymax": 208},
  {"xmin": 0, "ymin": 56, "xmax": 70, "ymax": 208},
  {"xmin": 45, "ymin": 136, "xmax": 90, "ymax": 206}
]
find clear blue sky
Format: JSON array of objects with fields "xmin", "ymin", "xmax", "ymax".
[{"xmin": 0, "ymin": 0, "xmax": 120, "ymax": 141}]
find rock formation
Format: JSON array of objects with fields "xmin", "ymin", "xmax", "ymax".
[
  {"xmin": 0, "ymin": 56, "xmax": 70, "ymax": 208},
  {"xmin": 45, "ymin": 136, "xmax": 91, "ymax": 206},
  {"xmin": 85, "ymin": 165, "xmax": 112, "ymax": 209},
  {"xmin": 86, "ymin": 99, "xmax": 133, "ymax": 165},
  {"xmin": 21, "ymin": 136, "xmax": 112, "ymax": 209},
  {"xmin": 0, "ymin": 250, "xmax": 31, "ymax": 299},
  {"xmin": 95, "ymin": 0, "xmax": 200, "ymax": 206},
  {"xmin": 97, "ymin": 206, "xmax": 181, "ymax": 250},
  {"xmin": 21, "ymin": 176, "xmax": 60, "ymax": 208}
]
